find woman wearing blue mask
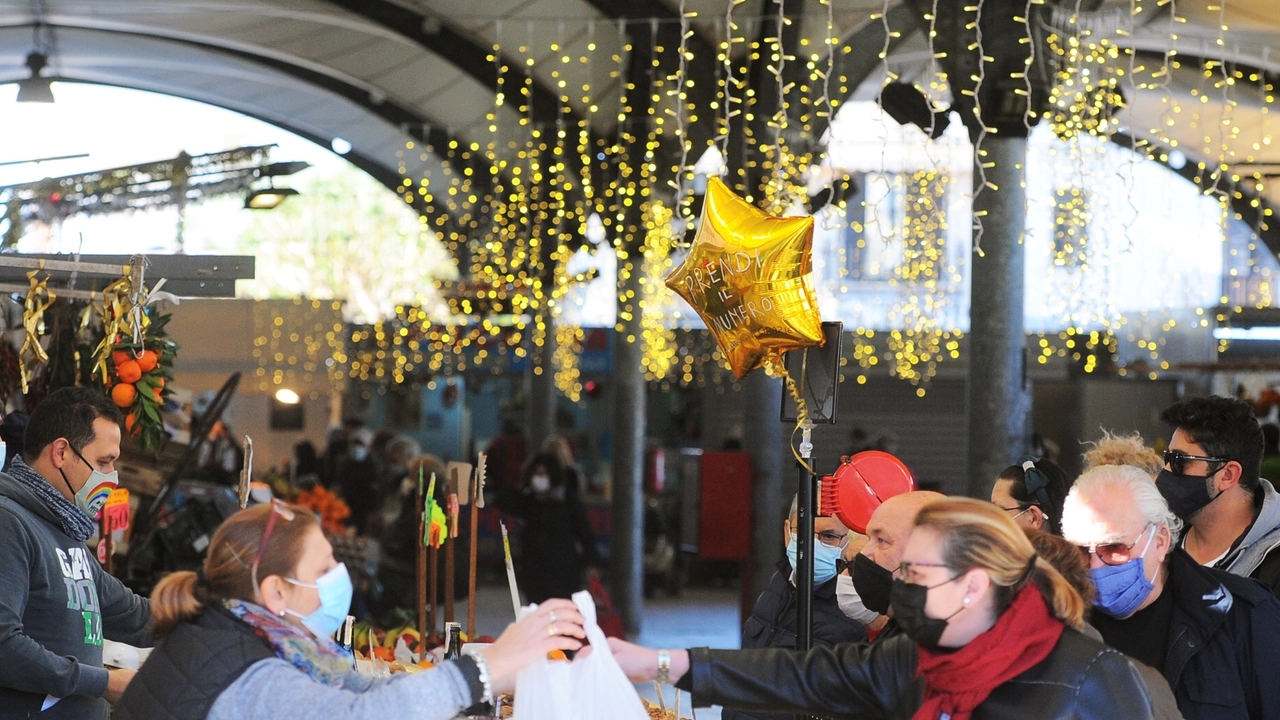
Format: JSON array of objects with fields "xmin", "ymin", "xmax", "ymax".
[{"xmin": 116, "ymin": 502, "xmax": 586, "ymax": 720}]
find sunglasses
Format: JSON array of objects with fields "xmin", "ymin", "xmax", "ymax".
[
  {"xmin": 1076, "ymin": 524, "xmax": 1154, "ymax": 566},
  {"xmin": 1162, "ymin": 449, "xmax": 1227, "ymax": 476},
  {"xmin": 250, "ymin": 500, "xmax": 296, "ymax": 596}
]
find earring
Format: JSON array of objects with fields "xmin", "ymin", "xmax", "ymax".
[
  {"xmin": 962, "ymin": 597, "xmax": 970, "ymax": 605},
  {"xmin": 279, "ymin": 609, "xmax": 286, "ymax": 617}
]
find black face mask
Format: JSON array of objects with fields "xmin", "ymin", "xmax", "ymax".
[
  {"xmin": 851, "ymin": 553, "xmax": 894, "ymax": 615},
  {"xmin": 1155, "ymin": 468, "xmax": 1220, "ymax": 520},
  {"xmin": 890, "ymin": 578, "xmax": 964, "ymax": 651}
]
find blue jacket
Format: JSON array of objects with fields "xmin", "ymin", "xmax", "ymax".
[
  {"xmin": 1104, "ymin": 548, "xmax": 1280, "ymax": 720},
  {"xmin": 723, "ymin": 560, "xmax": 867, "ymax": 720}
]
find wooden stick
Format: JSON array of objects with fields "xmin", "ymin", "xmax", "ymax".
[
  {"xmin": 468, "ymin": 455, "xmax": 486, "ymax": 639},
  {"xmin": 468, "ymin": 496, "xmax": 479, "ymax": 638},
  {"xmin": 416, "ymin": 473, "xmax": 427, "ymax": 650},
  {"xmin": 445, "ymin": 533, "xmax": 455, "ymax": 624},
  {"xmin": 429, "ymin": 545, "xmax": 439, "ymax": 636}
]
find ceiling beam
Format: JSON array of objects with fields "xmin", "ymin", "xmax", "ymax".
[{"xmin": 317, "ymin": 0, "xmax": 572, "ymax": 126}]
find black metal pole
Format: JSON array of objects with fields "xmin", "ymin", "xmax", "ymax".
[{"xmin": 796, "ymin": 454, "xmax": 815, "ymax": 652}]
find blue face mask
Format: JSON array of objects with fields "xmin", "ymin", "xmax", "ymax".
[
  {"xmin": 787, "ymin": 535, "xmax": 843, "ymax": 585},
  {"xmin": 286, "ymin": 563, "xmax": 353, "ymax": 638},
  {"xmin": 1091, "ymin": 526, "xmax": 1156, "ymax": 619}
]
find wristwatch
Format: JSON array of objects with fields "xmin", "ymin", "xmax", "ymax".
[{"xmin": 657, "ymin": 650, "xmax": 671, "ymax": 685}]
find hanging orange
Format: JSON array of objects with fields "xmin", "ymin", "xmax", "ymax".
[
  {"xmin": 111, "ymin": 383, "xmax": 137, "ymax": 408},
  {"xmin": 124, "ymin": 414, "xmax": 137, "ymax": 433},
  {"xmin": 136, "ymin": 350, "xmax": 159, "ymax": 372},
  {"xmin": 115, "ymin": 360, "xmax": 142, "ymax": 384},
  {"xmin": 112, "ymin": 350, "xmax": 133, "ymax": 367}
]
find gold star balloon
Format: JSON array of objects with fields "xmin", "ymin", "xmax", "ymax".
[{"xmin": 665, "ymin": 177, "xmax": 823, "ymax": 379}]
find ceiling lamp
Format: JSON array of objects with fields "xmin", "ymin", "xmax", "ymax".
[
  {"xmin": 16, "ymin": 52, "xmax": 53, "ymax": 104},
  {"xmin": 244, "ymin": 187, "xmax": 299, "ymax": 210}
]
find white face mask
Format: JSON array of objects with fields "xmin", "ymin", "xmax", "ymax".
[
  {"xmin": 530, "ymin": 474, "xmax": 552, "ymax": 493},
  {"xmin": 836, "ymin": 573, "xmax": 881, "ymax": 626}
]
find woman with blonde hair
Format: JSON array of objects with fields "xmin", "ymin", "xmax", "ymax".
[
  {"xmin": 1082, "ymin": 430, "xmax": 1163, "ymax": 476},
  {"xmin": 592, "ymin": 498, "xmax": 1154, "ymax": 719},
  {"xmin": 116, "ymin": 502, "xmax": 585, "ymax": 720}
]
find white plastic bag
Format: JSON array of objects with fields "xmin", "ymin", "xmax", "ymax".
[{"xmin": 513, "ymin": 591, "xmax": 649, "ymax": 720}]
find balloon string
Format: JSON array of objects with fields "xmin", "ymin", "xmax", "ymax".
[{"xmin": 765, "ymin": 353, "xmax": 815, "ymax": 475}]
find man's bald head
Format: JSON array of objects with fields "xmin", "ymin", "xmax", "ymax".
[{"xmin": 861, "ymin": 490, "xmax": 946, "ymax": 572}]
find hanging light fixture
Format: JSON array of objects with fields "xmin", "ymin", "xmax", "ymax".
[
  {"xmin": 16, "ymin": 52, "xmax": 53, "ymax": 104},
  {"xmin": 244, "ymin": 187, "xmax": 299, "ymax": 209}
]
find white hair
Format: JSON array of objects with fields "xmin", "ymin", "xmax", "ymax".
[{"xmin": 1066, "ymin": 464, "xmax": 1183, "ymax": 536}]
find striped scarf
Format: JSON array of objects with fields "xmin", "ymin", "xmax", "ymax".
[{"xmin": 6, "ymin": 455, "xmax": 95, "ymax": 541}]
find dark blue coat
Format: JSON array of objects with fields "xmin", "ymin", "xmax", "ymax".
[
  {"xmin": 1101, "ymin": 548, "xmax": 1280, "ymax": 720},
  {"xmin": 723, "ymin": 560, "xmax": 867, "ymax": 720}
]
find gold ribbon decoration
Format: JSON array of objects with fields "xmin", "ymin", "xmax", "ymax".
[
  {"xmin": 762, "ymin": 352, "xmax": 816, "ymax": 473},
  {"xmin": 18, "ymin": 267, "xmax": 55, "ymax": 394},
  {"xmin": 665, "ymin": 177, "xmax": 824, "ymax": 379},
  {"xmin": 91, "ymin": 268, "xmax": 135, "ymax": 386}
]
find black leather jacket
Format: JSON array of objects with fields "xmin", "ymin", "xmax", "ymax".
[{"xmin": 680, "ymin": 628, "xmax": 1154, "ymax": 720}]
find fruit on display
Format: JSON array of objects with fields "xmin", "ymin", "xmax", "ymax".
[
  {"xmin": 294, "ymin": 485, "xmax": 351, "ymax": 534},
  {"xmin": 111, "ymin": 383, "xmax": 136, "ymax": 408},
  {"xmin": 100, "ymin": 310, "xmax": 178, "ymax": 453}
]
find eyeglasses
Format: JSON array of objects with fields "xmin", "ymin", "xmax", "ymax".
[
  {"xmin": 1162, "ymin": 449, "xmax": 1228, "ymax": 476},
  {"xmin": 816, "ymin": 530, "xmax": 850, "ymax": 549},
  {"xmin": 250, "ymin": 500, "xmax": 296, "ymax": 595},
  {"xmin": 996, "ymin": 504, "xmax": 1032, "ymax": 520},
  {"xmin": 1076, "ymin": 524, "xmax": 1154, "ymax": 566},
  {"xmin": 894, "ymin": 560, "xmax": 951, "ymax": 581}
]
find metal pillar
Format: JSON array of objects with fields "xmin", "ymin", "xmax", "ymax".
[
  {"xmin": 967, "ymin": 136, "xmax": 1031, "ymax": 499},
  {"xmin": 527, "ymin": 317, "xmax": 557, "ymax": 453},
  {"xmin": 742, "ymin": 369, "xmax": 785, "ymax": 606},
  {"xmin": 612, "ymin": 253, "xmax": 646, "ymax": 635}
]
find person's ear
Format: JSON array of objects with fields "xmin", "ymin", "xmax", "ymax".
[
  {"xmin": 49, "ymin": 439, "xmax": 71, "ymax": 469},
  {"xmin": 783, "ymin": 520, "xmax": 792, "ymax": 547},
  {"xmin": 964, "ymin": 568, "xmax": 991, "ymax": 604},
  {"xmin": 1028, "ymin": 506, "xmax": 1046, "ymax": 530},
  {"xmin": 1218, "ymin": 461, "xmax": 1243, "ymax": 492},
  {"xmin": 1152, "ymin": 524, "xmax": 1173, "ymax": 563},
  {"xmin": 258, "ymin": 576, "xmax": 290, "ymax": 616}
]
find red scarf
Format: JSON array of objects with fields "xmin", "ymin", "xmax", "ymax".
[{"xmin": 912, "ymin": 584, "xmax": 1064, "ymax": 720}]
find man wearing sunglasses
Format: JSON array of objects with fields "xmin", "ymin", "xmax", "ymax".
[
  {"xmin": 724, "ymin": 495, "xmax": 867, "ymax": 720},
  {"xmin": 1159, "ymin": 396, "xmax": 1280, "ymax": 597},
  {"xmin": 0, "ymin": 388, "xmax": 152, "ymax": 720},
  {"xmin": 1063, "ymin": 464, "xmax": 1280, "ymax": 720}
]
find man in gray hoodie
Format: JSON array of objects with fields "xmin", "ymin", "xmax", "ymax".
[
  {"xmin": 1158, "ymin": 396, "xmax": 1280, "ymax": 595},
  {"xmin": 0, "ymin": 387, "xmax": 152, "ymax": 719}
]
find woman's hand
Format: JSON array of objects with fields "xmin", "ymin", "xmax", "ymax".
[
  {"xmin": 576, "ymin": 638, "xmax": 690, "ymax": 685},
  {"xmin": 481, "ymin": 599, "xmax": 585, "ymax": 692}
]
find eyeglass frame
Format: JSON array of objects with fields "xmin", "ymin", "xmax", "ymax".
[
  {"xmin": 1075, "ymin": 523, "xmax": 1155, "ymax": 567},
  {"xmin": 815, "ymin": 529, "xmax": 851, "ymax": 549},
  {"xmin": 894, "ymin": 560, "xmax": 954, "ymax": 582},
  {"xmin": 787, "ymin": 523, "xmax": 851, "ymax": 550},
  {"xmin": 995, "ymin": 504, "xmax": 1035, "ymax": 521},
  {"xmin": 1162, "ymin": 449, "xmax": 1229, "ymax": 477},
  {"xmin": 250, "ymin": 500, "xmax": 296, "ymax": 597}
]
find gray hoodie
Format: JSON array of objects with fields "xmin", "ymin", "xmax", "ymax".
[
  {"xmin": 0, "ymin": 470, "xmax": 152, "ymax": 720},
  {"xmin": 1219, "ymin": 477, "xmax": 1280, "ymax": 580}
]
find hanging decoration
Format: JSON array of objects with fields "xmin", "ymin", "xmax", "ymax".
[
  {"xmin": 640, "ymin": 201, "xmax": 678, "ymax": 382},
  {"xmin": 94, "ymin": 261, "xmax": 179, "ymax": 453},
  {"xmin": 665, "ymin": 177, "xmax": 823, "ymax": 379},
  {"xmin": 17, "ymin": 268, "xmax": 54, "ymax": 394}
]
